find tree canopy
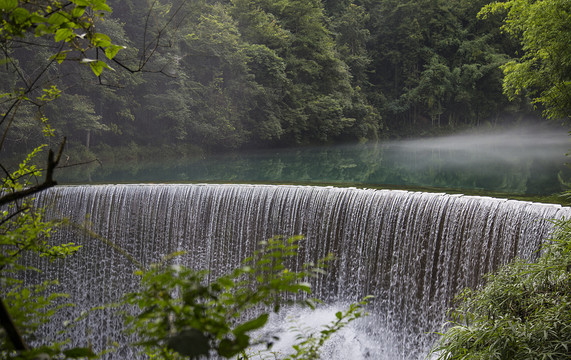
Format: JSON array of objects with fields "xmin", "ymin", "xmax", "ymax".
[
  {"xmin": 2, "ymin": 0, "xmax": 559, "ymax": 162},
  {"xmin": 479, "ymin": 0, "xmax": 571, "ymax": 121}
]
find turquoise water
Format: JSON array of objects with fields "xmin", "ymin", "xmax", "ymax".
[{"xmin": 61, "ymin": 126, "xmax": 570, "ymax": 195}]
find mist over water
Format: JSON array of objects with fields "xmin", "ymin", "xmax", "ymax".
[
  {"xmin": 392, "ymin": 125, "xmax": 568, "ymax": 164},
  {"xmin": 61, "ymin": 124, "xmax": 570, "ymax": 196}
]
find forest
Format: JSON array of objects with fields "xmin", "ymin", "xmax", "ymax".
[
  {"xmin": 1, "ymin": 0, "xmax": 555, "ymax": 161},
  {"xmin": 1, "ymin": 1, "xmax": 570, "ymax": 359}
]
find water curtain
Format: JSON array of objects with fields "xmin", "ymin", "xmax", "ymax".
[{"xmin": 28, "ymin": 184, "xmax": 570, "ymax": 359}]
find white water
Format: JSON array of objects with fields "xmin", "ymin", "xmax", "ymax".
[
  {"xmin": 28, "ymin": 184, "xmax": 570, "ymax": 359},
  {"xmin": 245, "ymin": 303, "xmax": 411, "ymax": 360}
]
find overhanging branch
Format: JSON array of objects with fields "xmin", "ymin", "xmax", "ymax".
[{"xmin": 0, "ymin": 138, "xmax": 66, "ymax": 207}]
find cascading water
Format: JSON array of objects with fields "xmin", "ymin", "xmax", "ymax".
[{"xmin": 26, "ymin": 184, "xmax": 570, "ymax": 359}]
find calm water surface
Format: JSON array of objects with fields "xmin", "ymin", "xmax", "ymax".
[{"xmin": 61, "ymin": 126, "xmax": 570, "ymax": 196}]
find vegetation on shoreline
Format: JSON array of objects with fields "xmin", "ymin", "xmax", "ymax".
[
  {"xmin": 3, "ymin": 0, "xmax": 564, "ymax": 161},
  {"xmin": 431, "ymin": 218, "xmax": 571, "ymax": 359}
]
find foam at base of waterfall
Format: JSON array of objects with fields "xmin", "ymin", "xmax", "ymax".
[{"xmin": 245, "ymin": 304, "xmax": 428, "ymax": 360}]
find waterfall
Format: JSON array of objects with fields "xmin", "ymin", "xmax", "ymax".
[{"xmin": 27, "ymin": 184, "xmax": 570, "ymax": 359}]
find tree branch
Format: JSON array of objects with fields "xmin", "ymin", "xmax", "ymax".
[
  {"xmin": 0, "ymin": 205, "xmax": 29, "ymax": 227},
  {"xmin": 0, "ymin": 138, "xmax": 66, "ymax": 207},
  {"xmin": 0, "ymin": 297, "xmax": 28, "ymax": 352}
]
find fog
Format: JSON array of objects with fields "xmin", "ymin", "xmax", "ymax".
[
  {"xmin": 392, "ymin": 124, "xmax": 569, "ymax": 165},
  {"xmin": 60, "ymin": 124, "xmax": 570, "ymax": 196}
]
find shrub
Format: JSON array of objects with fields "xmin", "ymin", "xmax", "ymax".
[{"xmin": 431, "ymin": 219, "xmax": 571, "ymax": 360}]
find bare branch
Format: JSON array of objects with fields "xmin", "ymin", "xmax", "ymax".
[
  {"xmin": 57, "ymin": 157, "xmax": 102, "ymax": 169},
  {"xmin": 0, "ymin": 41, "xmax": 63, "ymax": 150},
  {"xmin": 141, "ymin": 0, "xmax": 159, "ymax": 70},
  {"xmin": 105, "ymin": 0, "xmax": 187, "ymax": 75}
]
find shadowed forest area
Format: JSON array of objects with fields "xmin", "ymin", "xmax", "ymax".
[{"xmin": 1, "ymin": 0, "xmax": 552, "ymax": 162}]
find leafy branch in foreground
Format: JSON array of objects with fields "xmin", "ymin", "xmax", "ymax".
[
  {"xmin": 0, "ymin": 0, "xmax": 123, "ymax": 76},
  {"xmin": 124, "ymin": 236, "xmax": 368, "ymax": 360},
  {"xmin": 431, "ymin": 218, "xmax": 571, "ymax": 360},
  {"xmin": 0, "ymin": 146, "xmax": 93, "ymax": 359}
]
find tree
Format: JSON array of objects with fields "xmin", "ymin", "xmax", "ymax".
[
  {"xmin": 328, "ymin": 2, "xmax": 381, "ymax": 141},
  {"xmin": 479, "ymin": 0, "xmax": 571, "ymax": 121},
  {"xmin": 365, "ymin": 0, "xmax": 523, "ymax": 132},
  {"xmin": 230, "ymin": 0, "xmax": 380, "ymax": 144},
  {"xmin": 0, "ymin": 1, "xmax": 126, "ymax": 357},
  {"xmin": 431, "ymin": 218, "xmax": 571, "ymax": 359}
]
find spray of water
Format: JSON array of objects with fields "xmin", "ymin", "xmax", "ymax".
[{"xmin": 245, "ymin": 304, "xmax": 388, "ymax": 360}]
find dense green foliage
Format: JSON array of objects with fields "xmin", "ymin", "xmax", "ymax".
[
  {"xmin": 2, "ymin": 0, "xmax": 556, "ymax": 161},
  {"xmin": 0, "ymin": 148, "xmax": 95, "ymax": 359},
  {"xmin": 431, "ymin": 218, "xmax": 571, "ymax": 359},
  {"xmin": 124, "ymin": 236, "xmax": 320, "ymax": 359},
  {"xmin": 479, "ymin": 0, "xmax": 570, "ymax": 121}
]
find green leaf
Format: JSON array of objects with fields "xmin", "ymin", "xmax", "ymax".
[
  {"xmin": 72, "ymin": 6, "xmax": 86, "ymax": 17},
  {"xmin": 304, "ymin": 298, "xmax": 317, "ymax": 310},
  {"xmin": 218, "ymin": 334, "xmax": 250, "ymax": 358},
  {"xmin": 92, "ymin": 0, "xmax": 112, "ymax": 12},
  {"xmin": 63, "ymin": 347, "xmax": 97, "ymax": 358},
  {"xmin": 10, "ymin": 7, "xmax": 30, "ymax": 24},
  {"xmin": 21, "ymin": 288, "xmax": 30, "ymax": 299},
  {"xmin": 104, "ymin": 44, "xmax": 124, "ymax": 59},
  {"xmin": 233, "ymin": 313, "xmax": 269, "ymax": 335},
  {"xmin": 167, "ymin": 329, "xmax": 210, "ymax": 357},
  {"xmin": 34, "ymin": 23, "xmax": 49, "ymax": 36},
  {"xmin": 0, "ymin": 0, "xmax": 17, "ymax": 11},
  {"xmin": 88, "ymin": 60, "xmax": 112, "ymax": 76},
  {"xmin": 54, "ymin": 28, "xmax": 74, "ymax": 42},
  {"xmin": 29, "ymin": 14, "xmax": 47, "ymax": 24},
  {"xmin": 297, "ymin": 282, "xmax": 311, "ymax": 293},
  {"xmin": 50, "ymin": 51, "xmax": 68, "ymax": 64},
  {"xmin": 47, "ymin": 12, "xmax": 69, "ymax": 26},
  {"xmin": 72, "ymin": 0, "xmax": 90, "ymax": 6},
  {"xmin": 92, "ymin": 32, "xmax": 111, "ymax": 47}
]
